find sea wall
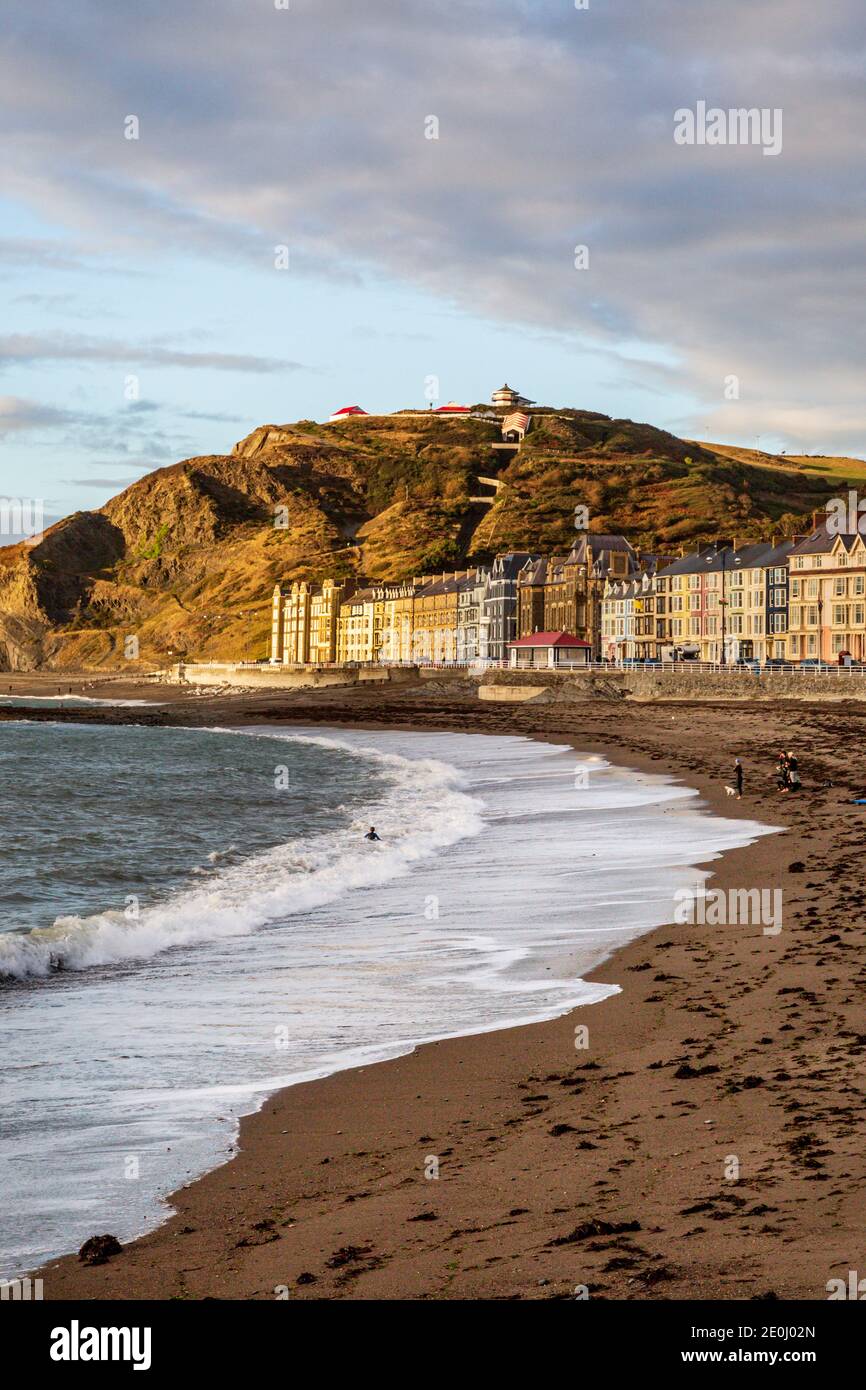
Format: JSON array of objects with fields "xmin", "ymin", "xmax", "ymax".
[
  {"xmin": 623, "ymin": 669, "xmax": 866, "ymax": 702},
  {"xmin": 478, "ymin": 667, "xmax": 866, "ymax": 703},
  {"xmin": 174, "ymin": 663, "xmax": 420, "ymax": 690}
]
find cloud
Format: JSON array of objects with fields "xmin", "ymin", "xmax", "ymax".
[
  {"xmin": 179, "ymin": 409, "xmax": 248, "ymax": 423},
  {"xmin": 66, "ymin": 476, "xmax": 142, "ymax": 488},
  {"xmin": 1, "ymin": 1, "xmax": 865, "ymax": 450},
  {"xmin": 0, "ymin": 333, "xmax": 303, "ymax": 373},
  {"xmin": 0, "ymin": 395, "xmax": 81, "ymax": 435}
]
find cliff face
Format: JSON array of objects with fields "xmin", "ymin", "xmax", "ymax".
[{"xmin": 0, "ymin": 409, "xmax": 856, "ymax": 670}]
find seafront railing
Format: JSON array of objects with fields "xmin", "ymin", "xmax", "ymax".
[{"xmin": 188, "ymin": 658, "xmax": 866, "ymax": 676}]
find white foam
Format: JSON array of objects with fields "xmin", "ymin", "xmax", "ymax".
[
  {"xmin": 0, "ymin": 732, "xmax": 483, "ymax": 980},
  {"xmin": 0, "ymin": 725, "xmax": 779, "ymax": 1276},
  {"xmin": 0, "ymin": 694, "xmax": 162, "ymax": 707}
]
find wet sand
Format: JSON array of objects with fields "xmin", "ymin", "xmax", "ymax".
[{"xmin": 17, "ymin": 674, "xmax": 866, "ymax": 1299}]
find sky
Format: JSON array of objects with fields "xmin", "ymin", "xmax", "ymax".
[{"xmin": 1, "ymin": 0, "xmax": 864, "ymax": 532}]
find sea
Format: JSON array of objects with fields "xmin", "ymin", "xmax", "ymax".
[{"xmin": 0, "ymin": 716, "xmax": 773, "ymax": 1276}]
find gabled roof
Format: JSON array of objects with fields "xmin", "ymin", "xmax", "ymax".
[
  {"xmin": 656, "ymin": 541, "xmax": 786, "ymax": 578},
  {"xmin": 491, "ymin": 551, "xmax": 538, "ymax": 580},
  {"xmin": 502, "ymin": 411, "xmax": 530, "ymax": 433},
  {"xmin": 789, "ymin": 523, "xmax": 862, "ymax": 556},
  {"xmin": 519, "ymin": 556, "xmax": 548, "ymax": 585},
  {"xmin": 508, "ymin": 631, "xmax": 591, "ymax": 648},
  {"xmin": 329, "ymin": 405, "xmax": 368, "ymax": 420}
]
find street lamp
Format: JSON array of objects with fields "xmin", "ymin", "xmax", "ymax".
[{"xmin": 707, "ymin": 547, "xmax": 741, "ymax": 665}]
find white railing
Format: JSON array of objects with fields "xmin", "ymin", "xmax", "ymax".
[
  {"xmin": 596, "ymin": 660, "xmax": 866, "ymax": 675},
  {"xmin": 189, "ymin": 658, "xmax": 866, "ymax": 677}
]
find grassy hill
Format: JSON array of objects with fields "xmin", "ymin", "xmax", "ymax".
[{"xmin": 0, "ymin": 407, "xmax": 860, "ymax": 670}]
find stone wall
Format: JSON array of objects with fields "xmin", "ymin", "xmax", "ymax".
[
  {"xmin": 478, "ymin": 667, "xmax": 866, "ymax": 703},
  {"xmin": 174, "ymin": 663, "xmax": 419, "ymax": 690}
]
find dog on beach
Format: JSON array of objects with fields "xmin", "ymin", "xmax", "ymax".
[{"xmin": 724, "ymin": 784, "xmax": 738, "ymax": 797}]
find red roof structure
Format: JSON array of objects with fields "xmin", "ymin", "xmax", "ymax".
[
  {"xmin": 508, "ymin": 631, "xmax": 590, "ymax": 648},
  {"xmin": 328, "ymin": 405, "xmax": 368, "ymax": 421},
  {"xmin": 434, "ymin": 403, "xmax": 471, "ymax": 414}
]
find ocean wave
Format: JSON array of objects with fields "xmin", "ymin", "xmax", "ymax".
[
  {"xmin": 0, "ymin": 694, "xmax": 162, "ymax": 707},
  {"xmin": 0, "ymin": 731, "xmax": 483, "ymax": 981}
]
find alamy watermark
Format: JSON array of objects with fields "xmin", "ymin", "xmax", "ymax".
[
  {"xmin": 674, "ymin": 101, "xmax": 783, "ymax": 158},
  {"xmin": 826, "ymin": 491, "xmax": 866, "ymax": 536},
  {"xmin": 1, "ymin": 1277, "xmax": 43, "ymax": 1300},
  {"xmin": 0, "ymin": 497, "xmax": 44, "ymax": 545},
  {"xmin": 674, "ymin": 885, "xmax": 782, "ymax": 936}
]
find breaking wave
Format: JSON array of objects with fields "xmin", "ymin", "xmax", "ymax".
[{"xmin": 0, "ymin": 731, "xmax": 483, "ymax": 981}]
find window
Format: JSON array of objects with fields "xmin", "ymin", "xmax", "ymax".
[{"xmin": 790, "ymin": 579, "xmax": 800, "ymax": 598}]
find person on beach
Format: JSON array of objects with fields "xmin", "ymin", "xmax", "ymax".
[
  {"xmin": 786, "ymin": 752, "xmax": 801, "ymax": 794},
  {"xmin": 776, "ymin": 750, "xmax": 790, "ymax": 791},
  {"xmin": 364, "ymin": 827, "xmax": 381, "ymax": 841},
  {"xmin": 733, "ymin": 758, "xmax": 744, "ymax": 798}
]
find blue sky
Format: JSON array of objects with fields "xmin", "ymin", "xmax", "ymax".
[{"xmin": 2, "ymin": 0, "xmax": 864, "ymax": 529}]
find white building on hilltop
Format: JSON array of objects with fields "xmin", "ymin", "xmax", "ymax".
[{"xmin": 492, "ymin": 382, "xmax": 534, "ymax": 411}]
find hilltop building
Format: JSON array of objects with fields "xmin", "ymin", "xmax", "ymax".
[
  {"xmin": 492, "ymin": 383, "xmax": 534, "ymax": 412},
  {"xmin": 328, "ymin": 405, "xmax": 368, "ymax": 423},
  {"xmin": 501, "ymin": 411, "xmax": 531, "ymax": 443}
]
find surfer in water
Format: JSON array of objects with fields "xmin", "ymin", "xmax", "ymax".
[{"xmin": 364, "ymin": 826, "xmax": 381, "ymax": 841}]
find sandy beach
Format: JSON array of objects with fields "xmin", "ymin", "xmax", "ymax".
[{"xmin": 12, "ymin": 671, "xmax": 866, "ymax": 1301}]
